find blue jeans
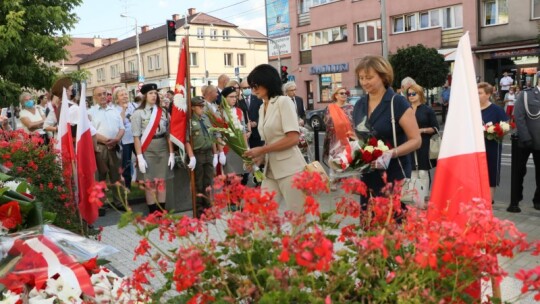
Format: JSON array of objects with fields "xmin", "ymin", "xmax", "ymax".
[{"xmin": 122, "ymin": 143, "xmax": 134, "ymax": 189}]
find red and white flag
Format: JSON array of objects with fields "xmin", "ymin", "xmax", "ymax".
[
  {"xmin": 428, "ymin": 32, "xmax": 491, "ymax": 226},
  {"xmin": 56, "ymin": 88, "xmax": 75, "ymax": 199},
  {"xmin": 76, "ymin": 83, "xmax": 98, "ymax": 224},
  {"xmin": 170, "ymin": 37, "xmax": 188, "ymax": 159}
]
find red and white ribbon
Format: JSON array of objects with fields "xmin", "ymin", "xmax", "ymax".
[{"xmin": 140, "ymin": 105, "xmax": 162, "ymax": 153}]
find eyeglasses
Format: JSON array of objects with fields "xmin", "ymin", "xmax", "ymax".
[
  {"xmin": 338, "ymin": 92, "xmax": 347, "ymax": 96},
  {"xmin": 407, "ymin": 92, "xmax": 417, "ymax": 97},
  {"xmin": 241, "ymin": 87, "xmax": 250, "ymax": 89},
  {"xmin": 96, "ymin": 92, "xmax": 107, "ymax": 97}
]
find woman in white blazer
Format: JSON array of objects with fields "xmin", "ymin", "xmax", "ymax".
[{"xmin": 244, "ymin": 64, "xmax": 307, "ymax": 213}]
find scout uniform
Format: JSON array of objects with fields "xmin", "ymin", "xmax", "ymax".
[{"xmin": 188, "ymin": 97, "xmax": 216, "ymax": 216}]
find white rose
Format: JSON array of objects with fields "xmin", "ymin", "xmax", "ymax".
[
  {"xmin": 364, "ymin": 146, "xmax": 374, "ymax": 153},
  {"xmin": 500, "ymin": 122, "xmax": 510, "ymax": 132},
  {"xmin": 487, "ymin": 126, "xmax": 495, "ymax": 133}
]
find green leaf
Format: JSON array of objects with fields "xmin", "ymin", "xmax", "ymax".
[
  {"xmin": 117, "ymin": 210, "xmax": 136, "ymax": 228},
  {"xmin": 25, "ymin": 201, "xmax": 44, "ymax": 227}
]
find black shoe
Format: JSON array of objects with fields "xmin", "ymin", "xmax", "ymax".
[
  {"xmin": 506, "ymin": 205, "xmax": 522, "ymax": 213},
  {"xmin": 533, "ymin": 203, "xmax": 540, "ymax": 211},
  {"xmin": 98, "ymin": 207, "xmax": 107, "ymax": 217}
]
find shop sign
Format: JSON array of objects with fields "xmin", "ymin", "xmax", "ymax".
[
  {"xmin": 490, "ymin": 48, "xmax": 540, "ymax": 59},
  {"xmin": 310, "ymin": 63, "xmax": 349, "ymax": 75}
]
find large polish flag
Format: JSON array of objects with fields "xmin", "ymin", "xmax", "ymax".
[
  {"xmin": 427, "ymin": 32, "xmax": 491, "ymax": 226},
  {"xmin": 56, "ymin": 88, "xmax": 74, "ymax": 196},
  {"xmin": 170, "ymin": 37, "xmax": 188, "ymax": 159},
  {"xmin": 76, "ymin": 83, "xmax": 98, "ymax": 224}
]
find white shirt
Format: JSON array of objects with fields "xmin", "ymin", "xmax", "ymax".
[
  {"xmin": 115, "ymin": 105, "xmax": 134, "ymax": 145},
  {"xmin": 88, "ymin": 104, "xmax": 124, "ymax": 139},
  {"xmin": 499, "ymin": 76, "xmax": 513, "ymax": 91},
  {"xmin": 19, "ymin": 108, "xmax": 45, "ymax": 134}
]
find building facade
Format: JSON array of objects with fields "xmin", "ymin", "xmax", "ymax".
[
  {"xmin": 273, "ymin": 0, "xmax": 538, "ymax": 110},
  {"xmin": 78, "ymin": 8, "xmax": 267, "ymax": 99}
]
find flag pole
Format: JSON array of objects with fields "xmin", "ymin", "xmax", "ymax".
[{"xmin": 183, "ymin": 35, "xmax": 197, "ymax": 218}]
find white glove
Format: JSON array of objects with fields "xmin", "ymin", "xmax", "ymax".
[
  {"xmin": 213, "ymin": 154, "xmax": 219, "ymax": 168},
  {"xmin": 168, "ymin": 153, "xmax": 175, "ymax": 170},
  {"xmin": 188, "ymin": 156, "xmax": 196, "ymax": 170},
  {"xmin": 137, "ymin": 154, "xmax": 147, "ymax": 174},
  {"xmin": 219, "ymin": 151, "xmax": 226, "ymax": 165}
]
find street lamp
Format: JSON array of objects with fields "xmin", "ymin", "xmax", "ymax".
[{"xmin": 120, "ymin": 14, "xmax": 143, "ymax": 81}]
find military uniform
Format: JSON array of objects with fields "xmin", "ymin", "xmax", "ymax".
[{"xmin": 187, "ymin": 98, "xmax": 217, "ymax": 216}]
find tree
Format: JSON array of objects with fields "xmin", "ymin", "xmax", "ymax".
[
  {"xmin": 0, "ymin": 0, "xmax": 82, "ymax": 106},
  {"xmin": 389, "ymin": 44, "xmax": 449, "ymax": 91}
]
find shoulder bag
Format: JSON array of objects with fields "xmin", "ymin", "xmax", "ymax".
[
  {"xmin": 429, "ymin": 127, "xmax": 441, "ymax": 160},
  {"xmin": 391, "ymin": 97, "xmax": 429, "ymax": 209},
  {"xmin": 305, "ymin": 160, "xmax": 329, "ymax": 182}
]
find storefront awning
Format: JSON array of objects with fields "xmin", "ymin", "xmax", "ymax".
[{"xmin": 438, "ymin": 48, "xmax": 456, "ymax": 61}]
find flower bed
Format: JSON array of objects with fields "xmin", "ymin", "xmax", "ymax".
[{"xmin": 108, "ymin": 173, "xmax": 540, "ymax": 303}]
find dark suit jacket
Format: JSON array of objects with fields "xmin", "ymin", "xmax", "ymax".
[
  {"xmin": 246, "ymin": 94, "xmax": 264, "ymax": 147},
  {"xmin": 237, "ymin": 97, "xmax": 250, "ymax": 125},
  {"xmin": 215, "ymin": 88, "xmax": 223, "ymax": 105},
  {"xmin": 294, "ymin": 96, "xmax": 306, "ymax": 120}
]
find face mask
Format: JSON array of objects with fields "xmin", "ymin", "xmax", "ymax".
[
  {"xmin": 24, "ymin": 100, "xmax": 35, "ymax": 108},
  {"xmin": 242, "ymin": 88, "xmax": 251, "ymax": 96}
]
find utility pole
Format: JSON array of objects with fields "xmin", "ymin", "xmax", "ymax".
[{"xmin": 380, "ymin": 0, "xmax": 389, "ymax": 59}]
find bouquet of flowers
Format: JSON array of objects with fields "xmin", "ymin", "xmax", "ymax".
[
  {"xmin": 205, "ymin": 97, "xmax": 264, "ymax": 182},
  {"xmin": 484, "ymin": 121, "xmax": 512, "ymax": 142},
  {"xmin": 328, "ymin": 136, "xmax": 391, "ymax": 178}
]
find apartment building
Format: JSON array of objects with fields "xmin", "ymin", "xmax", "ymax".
[
  {"xmin": 273, "ymin": 0, "xmax": 538, "ymax": 110},
  {"xmin": 78, "ymin": 8, "xmax": 267, "ymax": 99}
]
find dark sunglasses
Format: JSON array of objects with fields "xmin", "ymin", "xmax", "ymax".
[
  {"xmin": 407, "ymin": 92, "xmax": 417, "ymax": 97},
  {"xmin": 337, "ymin": 92, "xmax": 347, "ymax": 95}
]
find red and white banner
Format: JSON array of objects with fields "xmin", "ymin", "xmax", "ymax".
[
  {"xmin": 428, "ymin": 32, "xmax": 492, "ymax": 226},
  {"xmin": 56, "ymin": 88, "xmax": 75, "ymax": 204},
  {"xmin": 170, "ymin": 37, "xmax": 188, "ymax": 158},
  {"xmin": 76, "ymin": 83, "xmax": 98, "ymax": 224}
]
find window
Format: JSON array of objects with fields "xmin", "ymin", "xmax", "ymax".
[
  {"xmin": 110, "ymin": 64, "xmax": 119, "ymax": 79},
  {"xmin": 534, "ymin": 0, "xmax": 540, "ymax": 19},
  {"xmin": 222, "ymin": 30, "xmax": 230, "ymax": 40},
  {"xmin": 197, "ymin": 28, "xmax": 204, "ymax": 39},
  {"xmin": 442, "ymin": 5, "xmax": 463, "ymax": 29},
  {"xmin": 210, "ymin": 29, "xmax": 218, "ymax": 40},
  {"xmin": 224, "ymin": 53, "xmax": 233, "ymax": 67},
  {"xmin": 405, "ymin": 14, "xmax": 416, "ymax": 31},
  {"xmin": 154, "ymin": 54, "xmax": 161, "ymax": 70},
  {"xmin": 128, "ymin": 60, "xmax": 136, "ymax": 73},
  {"xmin": 420, "ymin": 12, "xmax": 429, "ymax": 28},
  {"xmin": 190, "ymin": 52, "xmax": 198, "ymax": 66},
  {"xmin": 483, "ymin": 0, "xmax": 508, "ymax": 25},
  {"xmin": 430, "ymin": 9, "xmax": 440, "ymax": 27},
  {"xmin": 147, "ymin": 55, "xmax": 154, "ymax": 71},
  {"xmin": 392, "ymin": 14, "xmax": 416, "ymax": 33},
  {"xmin": 355, "ymin": 20, "xmax": 381, "ymax": 44},
  {"xmin": 300, "ymin": 26, "xmax": 347, "ymax": 51},
  {"xmin": 237, "ymin": 53, "xmax": 246, "ymax": 67},
  {"xmin": 393, "ymin": 16, "xmax": 404, "ymax": 33},
  {"xmin": 97, "ymin": 68, "xmax": 105, "ymax": 82}
]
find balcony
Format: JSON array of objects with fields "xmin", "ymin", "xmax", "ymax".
[
  {"xmin": 441, "ymin": 28, "xmax": 463, "ymax": 48},
  {"xmin": 298, "ymin": 12, "xmax": 310, "ymax": 27},
  {"xmin": 120, "ymin": 72, "xmax": 138, "ymax": 83},
  {"xmin": 300, "ymin": 50, "xmax": 312, "ymax": 65}
]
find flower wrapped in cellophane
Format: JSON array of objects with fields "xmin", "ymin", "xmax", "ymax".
[
  {"xmin": 328, "ymin": 137, "xmax": 391, "ymax": 179},
  {"xmin": 205, "ymin": 97, "xmax": 264, "ymax": 182},
  {"xmin": 484, "ymin": 121, "xmax": 513, "ymax": 142},
  {"xmin": 0, "ymin": 225, "xmax": 138, "ymax": 303}
]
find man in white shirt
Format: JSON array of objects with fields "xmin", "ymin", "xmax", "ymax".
[
  {"xmin": 499, "ymin": 71, "xmax": 513, "ymax": 101},
  {"xmin": 88, "ymin": 86, "xmax": 125, "ymax": 209}
]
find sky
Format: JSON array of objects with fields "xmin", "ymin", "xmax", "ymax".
[{"xmin": 69, "ymin": 0, "xmax": 267, "ymax": 39}]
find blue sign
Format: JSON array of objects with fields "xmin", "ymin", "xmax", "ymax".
[
  {"xmin": 234, "ymin": 67, "xmax": 239, "ymax": 77},
  {"xmin": 266, "ymin": 0, "xmax": 290, "ymax": 38},
  {"xmin": 138, "ymin": 75, "xmax": 145, "ymax": 82},
  {"xmin": 310, "ymin": 63, "xmax": 349, "ymax": 75},
  {"xmin": 287, "ymin": 75, "xmax": 295, "ymax": 82}
]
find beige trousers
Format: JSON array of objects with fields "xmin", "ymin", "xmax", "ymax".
[{"xmin": 261, "ymin": 173, "xmax": 305, "ymax": 214}]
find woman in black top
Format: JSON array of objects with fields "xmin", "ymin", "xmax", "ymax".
[{"xmin": 406, "ymin": 84, "xmax": 439, "ymax": 176}]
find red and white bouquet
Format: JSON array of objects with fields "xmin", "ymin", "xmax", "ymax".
[
  {"xmin": 484, "ymin": 121, "xmax": 513, "ymax": 142},
  {"xmin": 328, "ymin": 137, "xmax": 391, "ymax": 176}
]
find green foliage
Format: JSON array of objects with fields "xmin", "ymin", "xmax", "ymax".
[
  {"xmin": 389, "ymin": 44, "xmax": 449, "ymax": 90},
  {"xmin": 0, "ymin": 0, "xmax": 83, "ymax": 106}
]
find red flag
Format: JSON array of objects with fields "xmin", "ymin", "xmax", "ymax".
[
  {"xmin": 76, "ymin": 83, "xmax": 98, "ymax": 224},
  {"xmin": 170, "ymin": 37, "xmax": 188, "ymax": 158},
  {"xmin": 56, "ymin": 88, "xmax": 74, "ymax": 200},
  {"xmin": 427, "ymin": 32, "xmax": 491, "ymax": 298}
]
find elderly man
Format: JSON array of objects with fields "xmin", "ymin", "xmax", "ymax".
[
  {"xmin": 89, "ymin": 87, "xmax": 125, "ymax": 210},
  {"xmin": 215, "ymin": 74, "xmax": 230, "ymax": 105},
  {"xmin": 202, "ymin": 84, "xmax": 219, "ymax": 114},
  {"xmin": 507, "ymin": 72, "xmax": 540, "ymax": 213},
  {"xmin": 400, "ymin": 77, "xmax": 417, "ymax": 96}
]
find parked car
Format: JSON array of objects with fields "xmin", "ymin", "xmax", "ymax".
[{"xmin": 306, "ymin": 96, "xmax": 361, "ymax": 130}]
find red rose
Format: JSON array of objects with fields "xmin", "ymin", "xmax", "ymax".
[
  {"xmin": 361, "ymin": 150, "xmax": 373, "ymax": 163},
  {"xmin": 372, "ymin": 149, "xmax": 383, "ymax": 160},
  {"xmin": 368, "ymin": 137, "xmax": 378, "ymax": 147}
]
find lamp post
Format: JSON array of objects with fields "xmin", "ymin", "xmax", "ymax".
[{"xmin": 120, "ymin": 14, "xmax": 143, "ymax": 81}]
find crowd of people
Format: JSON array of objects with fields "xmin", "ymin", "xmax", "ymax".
[{"xmin": 6, "ymin": 63, "xmax": 539, "ymax": 217}]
